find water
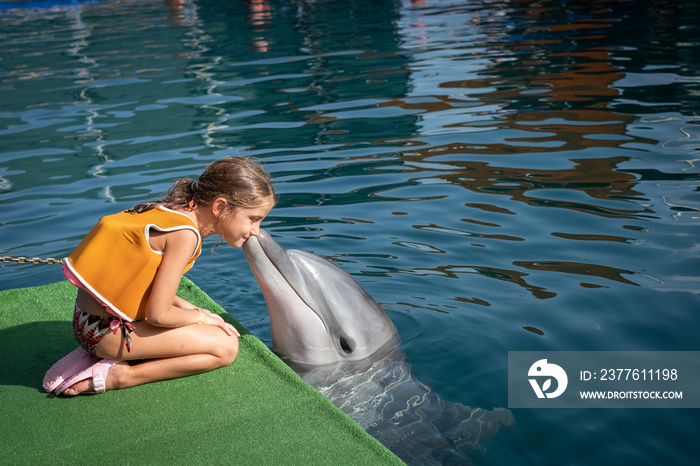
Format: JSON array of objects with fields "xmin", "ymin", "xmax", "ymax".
[{"xmin": 1, "ymin": 0, "xmax": 699, "ymax": 463}]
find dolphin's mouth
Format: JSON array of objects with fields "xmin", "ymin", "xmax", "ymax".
[
  {"xmin": 247, "ymin": 231, "xmax": 321, "ymax": 318},
  {"xmin": 252, "ymin": 230, "xmax": 299, "ymax": 281}
]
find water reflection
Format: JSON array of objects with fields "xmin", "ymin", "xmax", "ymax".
[
  {"xmin": 400, "ymin": 154, "xmax": 649, "ymax": 217},
  {"xmin": 1, "ymin": 0, "xmax": 696, "ymax": 309}
]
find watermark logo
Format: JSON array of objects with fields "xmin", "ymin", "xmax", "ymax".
[
  {"xmin": 528, "ymin": 359, "xmax": 568, "ymax": 398},
  {"xmin": 509, "ymin": 351, "xmax": 698, "ymax": 408}
]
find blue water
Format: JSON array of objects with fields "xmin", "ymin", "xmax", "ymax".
[{"xmin": 1, "ymin": 0, "xmax": 699, "ymax": 463}]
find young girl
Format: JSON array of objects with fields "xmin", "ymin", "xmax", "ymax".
[{"xmin": 43, "ymin": 156, "xmax": 275, "ymax": 396}]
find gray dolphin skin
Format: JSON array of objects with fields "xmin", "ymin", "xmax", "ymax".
[{"xmin": 243, "ymin": 230, "xmax": 514, "ymax": 465}]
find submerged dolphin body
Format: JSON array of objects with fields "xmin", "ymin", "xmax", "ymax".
[{"xmin": 243, "ymin": 230, "xmax": 514, "ymax": 464}]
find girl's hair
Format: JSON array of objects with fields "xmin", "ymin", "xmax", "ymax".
[{"xmin": 128, "ymin": 156, "xmax": 274, "ymax": 213}]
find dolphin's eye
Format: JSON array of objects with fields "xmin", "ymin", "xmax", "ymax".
[{"xmin": 340, "ymin": 337, "xmax": 354, "ymax": 354}]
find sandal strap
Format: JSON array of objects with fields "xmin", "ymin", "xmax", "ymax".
[{"xmin": 92, "ymin": 372, "xmax": 106, "ymax": 393}]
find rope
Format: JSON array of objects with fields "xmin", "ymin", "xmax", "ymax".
[{"xmin": 1, "ymin": 256, "xmax": 64, "ymax": 265}]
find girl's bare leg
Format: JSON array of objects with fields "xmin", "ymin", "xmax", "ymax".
[{"xmin": 60, "ymin": 320, "xmax": 238, "ymax": 395}]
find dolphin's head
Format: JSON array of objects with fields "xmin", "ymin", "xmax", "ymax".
[{"xmin": 243, "ymin": 230, "xmax": 400, "ymax": 367}]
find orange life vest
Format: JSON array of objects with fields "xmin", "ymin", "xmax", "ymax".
[{"xmin": 64, "ymin": 206, "xmax": 202, "ymax": 321}]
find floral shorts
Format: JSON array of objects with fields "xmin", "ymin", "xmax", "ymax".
[{"xmin": 72, "ymin": 304, "xmax": 134, "ymax": 355}]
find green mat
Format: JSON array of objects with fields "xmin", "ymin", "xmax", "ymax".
[{"xmin": 0, "ymin": 278, "xmax": 404, "ymax": 465}]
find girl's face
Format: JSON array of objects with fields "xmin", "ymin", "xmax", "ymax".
[{"xmin": 218, "ymin": 197, "xmax": 274, "ymax": 248}]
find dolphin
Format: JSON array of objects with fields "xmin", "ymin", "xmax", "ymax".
[{"xmin": 243, "ymin": 230, "xmax": 514, "ymax": 465}]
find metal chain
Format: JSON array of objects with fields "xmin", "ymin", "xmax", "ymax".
[{"xmin": 1, "ymin": 256, "xmax": 64, "ymax": 265}]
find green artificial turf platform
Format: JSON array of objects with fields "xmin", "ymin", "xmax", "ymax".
[{"xmin": 0, "ymin": 278, "xmax": 404, "ymax": 465}]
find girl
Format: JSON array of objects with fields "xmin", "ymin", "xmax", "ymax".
[{"xmin": 43, "ymin": 156, "xmax": 275, "ymax": 396}]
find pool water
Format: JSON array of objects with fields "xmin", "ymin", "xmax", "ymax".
[{"xmin": 1, "ymin": 0, "xmax": 699, "ymax": 464}]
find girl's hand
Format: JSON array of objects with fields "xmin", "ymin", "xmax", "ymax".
[{"xmin": 197, "ymin": 308, "xmax": 240, "ymax": 337}]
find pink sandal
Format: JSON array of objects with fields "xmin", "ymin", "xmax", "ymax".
[
  {"xmin": 54, "ymin": 358, "xmax": 121, "ymax": 395},
  {"xmin": 43, "ymin": 347, "xmax": 98, "ymax": 393}
]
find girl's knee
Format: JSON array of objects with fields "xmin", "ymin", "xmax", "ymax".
[{"xmin": 215, "ymin": 334, "xmax": 238, "ymax": 367}]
